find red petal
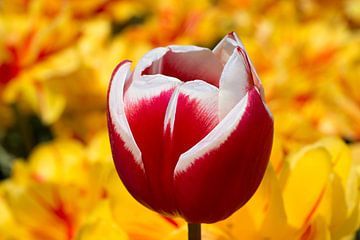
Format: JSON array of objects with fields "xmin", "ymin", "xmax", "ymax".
[
  {"xmin": 124, "ymin": 74, "xmax": 181, "ymax": 214},
  {"xmin": 173, "ymin": 87, "xmax": 273, "ymax": 223},
  {"xmin": 107, "ymin": 61, "xmax": 152, "ymax": 208},
  {"xmin": 161, "ymin": 81, "xmax": 219, "ymax": 206}
]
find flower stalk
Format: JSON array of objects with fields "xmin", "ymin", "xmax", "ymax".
[{"xmin": 188, "ymin": 223, "xmax": 201, "ymax": 240}]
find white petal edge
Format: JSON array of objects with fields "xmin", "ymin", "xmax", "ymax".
[
  {"xmin": 213, "ymin": 33, "xmax": 263, "ymax": 94},
  {"xmin": 174, "ymin": 91, "xmax": 250, "ymax": 175},
  {"xmin": 124, "ymin": 74, "xmax": 182, "ymax": 105},
  {"xmin": 168, "ymin": 45, "xmax": 209, "ymax": 53},
  {"xmin": 133, "ymin": 45, "xmax": 217, "ymax": 82},
  {"xmin": 214, "ymin": 32, "xmax": 272, "ymax": 118},
  {"xmin": 219, "ymin": 47, "xmax": 252, "ymax": 119},
  {"xmin": 213, "ymin": 32, "xmax": 244, "ymax": 65},
  {"xmin": 133, "ymin": 47, "xmax": 168, "ymax": 81},
  {"xmin": 164, "ymin": 86, "xmax": 181, "ymax": 134},
  {"xmin": 164, "ymin": 80, "xmax": 219, "ymax": 134},
  {"xmin": 108, "ymin": 61, "xmax": 143, "ymax": 169}
]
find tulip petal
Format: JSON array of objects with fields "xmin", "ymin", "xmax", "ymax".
[
  {"xmin": 108, "ymin": 61, "xmax": 142, "ymax": 167},
  {"xmin": 162, "ymin": 81, "xmax": 219, "ymax": 190},
  {"xmin": 218, "ymin": 47, "xmax": 253, "ymax": 119},
  {"xmin": 282, "ymin": 147, "xmax": 332, "ymax": 229},
  {"xmin": 213, "ymin": 32, "xmax": 245, "ymax": 65},
  {"xmin": 126, "ymin": 79, "xmax": 218, "ymax": 214},
  {"xmin": 123, "ymin": 73, "xmax": 182, "ymax": 214},
  {"xmin": 137, "ymin": 46, "xmax": 223, "ymax": 87},
  {"xmin": 174, "ymin": 87, "xmax": 273, "ymax": 223},
  {"xmin": 107, "ymin": 61, "xmax": 152, "ymax": 209},
  {"xmin": 164, "ymin": 80, "xmax": 219, "ymax": 136},
  {"xmin": 213, "ymin": 32, "xmax": 265, "ymax": 99}
]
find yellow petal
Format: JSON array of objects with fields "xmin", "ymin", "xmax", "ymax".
[
  {"xmin": 76, "ymin": 201, "xmax": 128, "ymax": 240},
  {"xmin": 86, "ymin": 130, "xmax": 113, "ymax": 163},
  {"xmin": 316, "ymin": 138, "xmax": 360, "ymax": 235},
  {"xmin": 316, "ymin": 138, "xmax": 352, "ymax": 183},
  {"xmin": 300, "ymin": 217, "xmax": 331, "ymax": 240},
  {"xmin": 283, "ymin": 146, "xmax": 332, "ymax": 229},
  {"xmin": 217, "ymin": 166, "xmax": 294, "ymax": 239},
  {"xmin": 28, "ymin": 139, "xmax": 86, "ymax": 184},
  {"xmin": 106, "ymin": 170, "xmax": 182, "ymax": 240},
  {"xmin": 270, "ymin": 134, "xmax": 285, "ymax": 175}
]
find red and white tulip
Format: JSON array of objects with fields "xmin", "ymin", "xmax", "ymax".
[{"xmin": 107, "ymin": 32, "xmax": 274, "ymax": 223}]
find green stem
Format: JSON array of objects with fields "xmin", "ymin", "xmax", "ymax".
[{"xmin": 188, "ymin": 223, "xmax": 201, "ymax": 240}]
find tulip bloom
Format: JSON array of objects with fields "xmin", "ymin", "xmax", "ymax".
[{"xmin": 107, "ymin": 32, "xmax": 273, "ymax": 223}]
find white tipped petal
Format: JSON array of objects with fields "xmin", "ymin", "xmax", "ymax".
[
  {"xmin": 219, "ymin": 47, "xmax": 253, "ymax": 119},
  {"xmin": 213, "ymin": 32, "xmax": 245, "ymax": 65},
  {"xmin": 213, "ymin": 32, "xmax": 265, "ymax": 99},
  {"xmin": 133, "ymin": 47, "xmax": 169, "ymax": 80},
  {"xmin": 164, "ymin": 80, "xmax": 219, "ymax": 135},
  {"xmin": 168, "ymin": 45, "xmax": 207, "ymax": 53},
  {"xmin": 175, "ymin": 91, "xmax": 249, "ymax": 174},
  {"xmin": 108, "ymin": 61, "xmax": 143, "ymax": 168},
  {"xmin": 125, "ymin": 74, "xmax": 182, "ymax": 105},
  {"xmin": 164, "ymin": 86, "xmax": 181, "ymax": 134},
  {"xmin": 137, "ymin": 45, "xmax": 223, "ymax": 86}
]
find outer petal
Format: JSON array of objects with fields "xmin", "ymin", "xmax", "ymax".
[
  {"xmin": 174, "ymin": 87, "xmax": 273, "ymax": 223},
  {"xmin": 138, "ymin": 46, "xmax": 223, "ymax": 87},
  {"xmin": 213, "ymin": 32, "xmax": 265, "ymax": 99},
  {"xmin": 218, "ymin": 46, "xmax": 253, "ymax": 119},
  {"xmin": 282, "ymin": 146, "xmax": 332, "ymax": 229},
  {"xmin": 123, "ymin": 73, "xmax": 181, "ymax": 214},
  {"xmin": 161, "ymin": 81, "xmax": 219, "ymax": 205},
  {"xmin": 107, "ymin": 61, "xmax": 152, "ymax": 210},
  {"xmin": 213, "ymin": 32, "xmax": 245, "ymax": 65}
]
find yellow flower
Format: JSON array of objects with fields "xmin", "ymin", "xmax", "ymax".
[
  {"xmin": 0, "ymin": 133, "xmax": 181, "ymax": 239},
  {"xmin": 217, "ymin": 137, "xmax": 360, "ymax": 239},
  {"xmin": 0, "ymin": 138, "xmax": 105, "ymax": 240},
  {"xmin": 0, "ymin": 187, "xmax": 34, "ymax": 240},
  {"xmin": 76, "ymin": 201, "xmax": 129, "ymax": 240},
  {"xmin": 0, "ymin": 8, "xmax": 79, "ymax": 123}
]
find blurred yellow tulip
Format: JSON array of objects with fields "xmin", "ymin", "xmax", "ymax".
[{"xmin": 217, "ymin": 137, "xmax": 360, "ymax": 240}]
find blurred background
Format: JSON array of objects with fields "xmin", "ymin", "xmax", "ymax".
[{"xmin": 0, "ymin": 0, "xmax": 359, "ymax": 239}]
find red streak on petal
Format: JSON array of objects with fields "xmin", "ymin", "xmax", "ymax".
[
  {"xmin": 0, "ymin": 25, "xmax": 81, "ymax": 86},
  {"xmin": 303, "ymin": 186, "xmax": 326, "ymax": 227},
  {"xmin": 31, "ymin": 173, "xmax": 45, "ymax": 183},
  {"xmin": 301, "ymin": 224, "xmax": 313, "ymax": 240},
  {"xmin": 29, "ymin": 189, "xmax": 75, "ymax": 240},
  {"xmin": 0, "ymin": 61, "xmax": 20, "ymax": 85},
  {"xmin": 295, "ymin": 93, "xmax": 312, "ymax": 106},
  {"xmin": 53, "ymin": 202, "xmax": 75, "ymax": 240},
  {"xmin": 162, "ymin": 216, "xmax": 180, "ymax": 228},
  {"xmin": 0, "ymin": 44, "xmax": 20, "ymax": 85}
]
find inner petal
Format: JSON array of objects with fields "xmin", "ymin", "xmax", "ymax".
[
  {"xmin": 123, "ymin": 74, "xmax": 181, "ymax": 214},
  {"xmin": 218, "ymin": 47, "xmax": 254, "ymax": 119},
  {"xmin": 163, "ymin": 80, "xmax": 219, "ymax": 179},
  {"xmin": 142, "ymin": 46, "xmax": 223, "ymax": 87}
]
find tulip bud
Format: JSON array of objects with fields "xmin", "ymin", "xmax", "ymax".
[{"xmin": 107, "ymin": 32, "xmax": 274, "ymax": 223}]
